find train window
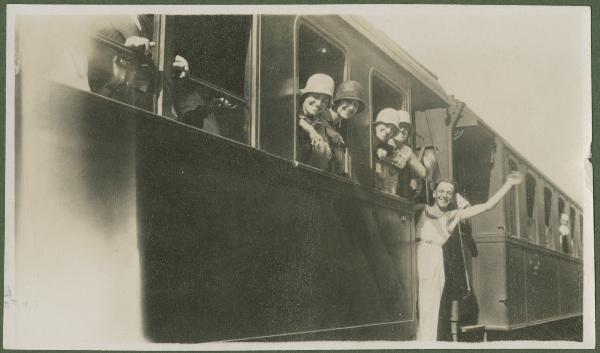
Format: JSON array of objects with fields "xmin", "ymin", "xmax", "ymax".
[
  {"xmin": 558, "ymin": 197, "xmax": 566, "ymax": 244},
  {"xmin": 87, "ymin": 15, "xmax": 158, "ymax": 112},
  {"xmin": 558, "ymin": 197, "xmax": 565, "ymax": 218},
  {"xmin": 18, "ymin": 15, "xmax": 160, "ymax": 111},
  {"xmin": 371, "ymin": 74, "xmax": 410, "ymax": 197},
  {"xmin": 298, "ymin": 25, "xmax": 346, "ymax": 91},
  {"xmin": 371, "ymin": 74, "xmax": 405, "ymax": 114},
  {"xmin": 524, "ymin": 173, "xmax": 537, "ymax": 242},
  {"xmin": 453, "ymin": 126, "xmax": 495, "ymax": 206},
  {"xmin": 557, "ymin": 198, "xmax": 569, "ymax": 254},
  {"xmin": 543, "ymin": 187, "xmax": 553, "ymax": 248},
  {"xmin": 505, "ymin": 158, "xmax": 519, "ymax": 237},
  {"xmin": 558, "ymin": 198, "xmax": 565, "ymax": 217},
  {"xmin": 296, "ymin": 23, "xmax": 348, "ymax": 173},
  {"xmin": 543, "ymin": 188, "xmax": 552, "ymax": 227},
  {"xmin": 162, "ymin": 15, "xmax": 253, "ymax": 144}
]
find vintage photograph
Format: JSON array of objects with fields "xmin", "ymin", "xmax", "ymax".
[{"xmin": 4, "ymin": 4, "xmax": 593, "ymax": 349}]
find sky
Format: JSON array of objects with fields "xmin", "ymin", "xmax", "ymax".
[{"xmin": 364, "ymin": 6, "xmax": 590, "ymax": 205}]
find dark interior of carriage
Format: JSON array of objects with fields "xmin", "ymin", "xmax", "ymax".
[
  {"xmin": 371, "ymin": 75, "xmax": 404, "ymax": 113},
  {"xmin": 169, "ymin": 15, "xmax": 252, "ymax": 97},
  {"xmin": 452, "ymin": 125, "xmax": 495, "ymax": 204},
  {"xmin": 298, "ymin": 24, "xmax": 346, "ymax": 88}
]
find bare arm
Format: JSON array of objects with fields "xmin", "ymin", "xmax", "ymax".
[
  {"xmin": 449, "ymin": 172, "xmax": 523, "ymax": 230},
  {"xmin": 458, "ymin": 182, "xmax": 513, "ymax": 219},
  {"xmin": 409, "ymin": 153, "xmax": 427, "ymax": 178}
]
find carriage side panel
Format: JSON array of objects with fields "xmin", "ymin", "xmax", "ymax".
[
  {"xmin": 473, "ymin": 238, "xmax": 509, "ymax": 328},
  {"xmin": 259, "ymin": 16, "xmax": 296, "ymax": 159},
  {"xmin": 137, "ymin": 108, "xmax": 417, "ymax": 342},
  {"xmin": 504, "ymin": 242, "xmax": 527, "ymax": 327}
]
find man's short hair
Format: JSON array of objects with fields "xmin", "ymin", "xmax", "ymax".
[{"xmin": 434, "ymin": 178, "xmax": 458, "ymax": 193}]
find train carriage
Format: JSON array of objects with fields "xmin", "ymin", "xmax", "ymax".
[
  {"xmin": 10, "ymin": 12, "xmax": 583, "ymax": 345},
  {"xmin": 416, "ymin": 98, "xmax": 583, "ymax": 339}
]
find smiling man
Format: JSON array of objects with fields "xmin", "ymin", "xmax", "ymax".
[{"xmin": 415, "ymin": 172, "xmax": 523, "ymax": 341}]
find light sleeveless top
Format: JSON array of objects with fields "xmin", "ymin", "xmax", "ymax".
[{"xmin": 415, "ymin": 207, "xmax": 451, "ymax": 247}]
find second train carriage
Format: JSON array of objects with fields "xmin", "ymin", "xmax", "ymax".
[
  {"xmin": 12, "ymin": 12, "xmax": 583, "ymax": 344},
  {"xmin": 416, "ymin": 98, "xmax": 583, "ymax": 339}
]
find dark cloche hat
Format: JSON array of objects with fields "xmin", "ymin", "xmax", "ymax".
[{"xmin": 333, "ymin": 80, "xmax": 365, "ymax": 113}]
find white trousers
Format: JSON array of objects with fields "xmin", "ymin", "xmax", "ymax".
[{"xmin": 416, "ymin": 242, "xmax": 445, "ymax": 341}]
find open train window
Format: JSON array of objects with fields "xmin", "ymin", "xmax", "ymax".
[
  {"xmin": 558, "ymin": 197, "xmax": 565, "ymax": 224},
  {"xmin": 505, "ymin": 158, "xmax": 520, "ymax": 237},
  {"xmin": 543, "ymin": 186, "xmax": 553, "ymax": 248},
  {"xmin": 558, "ymin": 198, "xmax": 565, "ymax": 216},
  {"xmin": 370, "ymin": 73, "xmax": 410, "ymax": 197},
  {"xmin": 525, "ymin": 173, "xmax": 537, "ymax": 242},
  {"xmin": 56, "ymin": 15, "xmax": 158, "ymax": 111},
  {"xmin": 162, "ymin": 15, "xmax": 253, "ymax": 144},
  {"xmin": 295, "ymin": 23, "xmax": 348, "ymax": 174},
  {"xmin": 557, "ymin": 197, "xmax": 568, "ymax": 254}
]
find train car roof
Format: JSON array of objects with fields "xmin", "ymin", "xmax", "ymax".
[
  {"xmin": 341, "ymin": 15, "xmax": 450, "ymax": 108},
  {"xmin": 453, "ymin": 97, "xmax": 582, "ymax": 211}
]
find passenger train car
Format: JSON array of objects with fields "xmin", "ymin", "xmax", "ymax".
[
  {"xmin": 417, "ymin": 99, "xmax": 583, "ymax": 340},
  {"xmin": 9, "ymin": 13, "xmax": 583, "ymax": 345}
]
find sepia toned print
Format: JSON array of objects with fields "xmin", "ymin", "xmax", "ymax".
[{"xmin": 4, "ymin": 5, "xmax": 593, "ymax": 350}]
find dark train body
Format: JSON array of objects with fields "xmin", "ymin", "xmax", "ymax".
[{"xmin": 11, "ymin": 14, "xmax": 582, "ymax": 345}]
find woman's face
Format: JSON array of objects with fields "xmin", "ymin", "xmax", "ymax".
[
  {"xmin": 375, "ymin": 123, "xmax": 398, "ymax": 141},
  {"xmin": 394, "ymin": 124, "xmax": 411, "ymax": 144},
  {"xmin": 303, "ymin": 93, "xmax": 330, "ymax": 116},
  {"xmin": 335, "ymin": 99, "xmax": 360, "ymax": 120}
]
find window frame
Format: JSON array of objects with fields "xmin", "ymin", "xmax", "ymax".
[
  {"xmin": 368, "ymin": 67, "xmax": 411, "ymax": 197},
  {"xmin": 505, "ymin": 153, "xmax": 521, "ymax": 238},
  {"xmin": 292, "ymin": 16, "xmax": 351, "ymax": 176}
]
